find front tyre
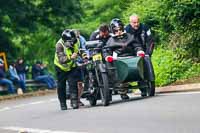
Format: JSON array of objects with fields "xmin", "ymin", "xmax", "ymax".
[{"xmin": 99, "ymin": 72, "xmax": 110, "ymax": 106}]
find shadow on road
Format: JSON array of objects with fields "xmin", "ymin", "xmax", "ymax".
[
  {"xmin": 78, "ymin": 94, "xmax": 162, "ymax": 109},
  {"xmin": 109, "ymin": 94, "xmax": 161, "ymax": 106}
]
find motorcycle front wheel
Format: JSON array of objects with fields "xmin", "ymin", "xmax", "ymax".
[{"xmin": 99, "ymin": 72, "xmax": 110, "ymax": 106}]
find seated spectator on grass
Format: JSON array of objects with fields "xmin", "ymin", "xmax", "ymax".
[
  {"xmin": 8, "ymin": 62, "xmax": 26, "ymax": 93},
  {"xmin": 31, "ymin": 61, "xmax": 56, "ymax": 89},
  {"xmin": 0, "ymin": 59, "xmax": 16, "ymax": 94}
]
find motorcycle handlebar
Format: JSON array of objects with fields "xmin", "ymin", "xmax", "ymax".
[{"xmin": 85, "ymin": 40, "xmax": 103, "ymax": 49}]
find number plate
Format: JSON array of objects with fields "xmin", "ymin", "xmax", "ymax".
[{"xmin": 92, "ymin": 53, "xmax": 102, "ymax": 61}]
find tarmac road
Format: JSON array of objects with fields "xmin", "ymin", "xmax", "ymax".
[{"xmin": 0, "ymin": 90, "xmax": 200, "ymax": 133}]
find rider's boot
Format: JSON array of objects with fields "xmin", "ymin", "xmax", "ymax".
[
  {"xmin": 60, "ymin": 102, "xmax": 67, "ymax": 110},
  {"xmin": 70, "ymin": 93, "xmax": 79, "ymax": 109}
]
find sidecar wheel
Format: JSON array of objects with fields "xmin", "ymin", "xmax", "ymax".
[{"xmin": 147, "ymin": 81, "xmax": 155, "ymax": 96}]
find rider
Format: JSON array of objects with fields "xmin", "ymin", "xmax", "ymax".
[
  {"xmin": 106, "ymin": 18, "xmax": 145, "ymax": 100},
  {"xmin": 54, "ymin": 29, "xmax": 81, "ymax": 110},
  {"xmin": 125, "ymin": 14, "xmax": 155, "ymax": 96},
  {"xmin": 125, "ymin": 14, "xmax": 154, "ymax": 56},
  {"xmin": 89, "ymin": 23, "xmax": 111, "ymax": 45}
]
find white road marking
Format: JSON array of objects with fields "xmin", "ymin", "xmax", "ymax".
[
  {"xmin": 0, "ymin": 107, "xmax": 11, "ymax": 112},
  {"xmin": 29, "ymin": 101, "xmax": 46, "ymax": 105},
  {"xmin": 13, "ymin": 103, "xmax": 28, "ymax": 108},
  {"xmin": 50, "ymin": 98, "xmax": 57, "ymax": 102},
  {"xmin": 159, "ymin": 91, "xmax": 200, "ymax": 96},
  {"xmin": 1, "ymin": 126, "xmax": 87, "ymax": 133},
  {"xmin": 0, "ymin": 99, "xmax": 58, "ymax": 112}
]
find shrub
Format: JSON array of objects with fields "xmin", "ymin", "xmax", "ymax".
[{"xmin": 152, "ymin": 46, "xmax": 200, "ymax": 86}]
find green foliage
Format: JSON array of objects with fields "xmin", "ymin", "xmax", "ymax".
[
  {"xmin": 122, "ymin": 0, "xmax": 200, "ymax": 61},
  {"xmin": 0, "ymin": 0, "xmax": 82, "ymax": 58},
  {"xmin": 11, "ymin": 24, "xmax": 57, "ymax": 72},
  {"xmin": 152, "ymin": 47, "xmax": 200, "ymax": 86},
  {"xmin": 72, "ymin": 0, "xmax": 130, "ymax": 37},
  {"xmin": 160, "ymin": 0, "xmax": 200, "ymax": 61}
]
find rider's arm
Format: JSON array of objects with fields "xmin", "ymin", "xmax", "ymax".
[
  {"xmin": 144, "ymin": 26, "xmax": 154, "ymax": 56},
  {"xmin": 133, "ymin": 43, "xmax": 144, "ymax": 53},
  {"xmin": 146, "ymin": 32, "xmax": 154, "ymax": 56},
  {"xmin": 130, "ymin": 37, "xmax": 144, "ymax": 54},
  {"xmin": 129, "ymin": 34, "xmax": 144, "ymax": 54},
  {"xmin": 56, "ymin": 43, "xmax": 69, "ymax": 64},
  {"xmin": 103, "ymin": 38, "xmax": 113, "ymax": 58}
]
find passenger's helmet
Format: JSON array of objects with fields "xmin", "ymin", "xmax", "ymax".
[
  {"xmin": 110, "ymin": 18, "xmax": 124, "ymax": 33},
  {"xmin": 61, "ymin": 29, "xmax": 77, "ymax": 43}
]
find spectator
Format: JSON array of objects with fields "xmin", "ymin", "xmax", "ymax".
[
  {"xmin": 40, "ymin": 62, "xmax": 50, "ymax": 75},
  {"xmin": 40, "ymin": 61, "xmax": 57, "ymax": 87},
  {"xmin": 32, "ymin": 61, "xmax": 56, "ymax": 89},
  {"xmin": 0, "ymin": 59, "xmax": 16, "ymax": 94},
  {"xmin": 8, "ymin": 62, "xmax": 26, "ymax": 93},
  {"xmin": 15, "ymin": 58, "xmax": 29, "ymax": 86}
]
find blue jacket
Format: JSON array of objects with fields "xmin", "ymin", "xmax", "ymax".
[{"xmin": 9, "ymin": 65, "xmax": 20, "ymax": 80}]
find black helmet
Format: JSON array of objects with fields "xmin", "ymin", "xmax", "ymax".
[
  {"xmin": 61, "ymin": 29, "xmax": 77, "ymax": 43},
  {"xmin": 110, "ymin": 18, "xmax": 124, "ymax": 33}
]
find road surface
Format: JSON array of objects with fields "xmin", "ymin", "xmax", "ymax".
[{"xmin": 0, "ymin": 91, "xmax": 200, "ymax": 133}]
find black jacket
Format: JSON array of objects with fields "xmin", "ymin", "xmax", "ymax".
[
  {"xmin": 32, "ymin": 64, "xmax": 42, "ymax": 79},
  {"xmin": 125, "ymin": 24, "xmax": 154, "ymax": 55},
  {"xmin": 106, "ymin": 33, "xmax": 143, "ymax": 57},
  {"xmin": 15, "ymin": 63, "xmax": 27, "ymax": 74}
]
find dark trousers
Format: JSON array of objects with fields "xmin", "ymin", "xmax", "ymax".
[
  {"xmin": 143, "ymin": 56, "xmax": 155, "ymax": 81},
  {"xmin": 55, "ymin": 66, "xmax": 80, "ymax": 103},
  {"xmin": 138, "ymin": 56, "xmax": 155, "ymax": 91}
]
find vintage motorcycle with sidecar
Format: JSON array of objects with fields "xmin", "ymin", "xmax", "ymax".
[{"xmin": 81, "ymin": 40, "xmax": 155, "ymax": 106}]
